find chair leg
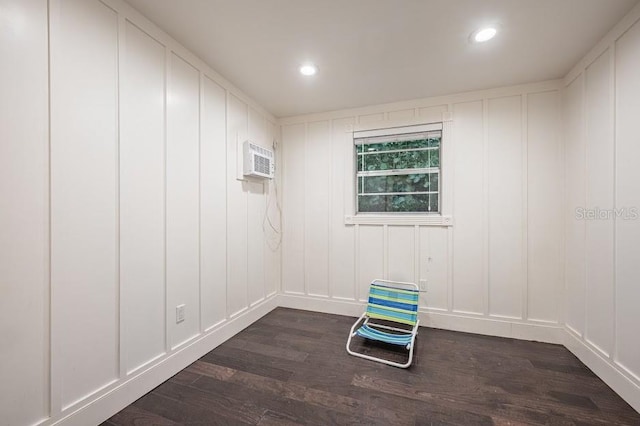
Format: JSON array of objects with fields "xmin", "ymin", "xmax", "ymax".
[
  {"xmin": 346, "ymin": 333, "xmax": 416, "ymax": 369},
  {"xmin": 402, "ymin": 336, "xmax": 416, "ymax": 368},
  {"xmin": 346, "ymin": 317, "xmax": 419, "ymax": 369}
]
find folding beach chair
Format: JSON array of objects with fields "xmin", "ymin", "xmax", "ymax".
[{"xmin": 346, "ymin": 279, "xmax": 420, "ymax": 368}]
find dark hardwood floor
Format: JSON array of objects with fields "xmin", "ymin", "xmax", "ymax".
[{"xmin": 104, "ymin": 308, "xmax": 640, "ymax": 425}]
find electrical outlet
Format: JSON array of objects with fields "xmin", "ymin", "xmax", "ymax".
[
  {"xmin": 419, "ymin": 279, "xmax": 428, "ymax": 292},
  {"xmin": 176, "ymin": 304, "xmax": 185, "ymax": 324}
]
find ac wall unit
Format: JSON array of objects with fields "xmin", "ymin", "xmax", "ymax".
[{"xmin": 243, "ymin": 141, "xmax": 275, "ymax": 179}]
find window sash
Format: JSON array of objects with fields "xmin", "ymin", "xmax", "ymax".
[
  {"xmin": 356, "ymin": 193, "xmax": 440, "ymax": 213},
  {"xmin": 357, "ymin": 168, "xmax": 439, "ymax": 177},
  {"xmin": 357, "ymin": 176, "xmax": 440, "ymax": 195},
  {"xmin": 354, "ymin": 130, "xmax": 442, "ymax": 146},
  {"xmin": 359, "ymin": 191, "xmax": 439, "ymax": 196},
  {"xmin": 357, "ymin": 146, "xmax": 439, "ymax": 156},
  {"xmin": 354, "ymin": 122, "xmax": 443, "ymax": 214},
  {"xmin": 353, "ymin": 122, "xmax": 442, "ymax": 140},
  {"xmin": 357, "ymin": 170, "xmax": 441, "ymax": 213}
]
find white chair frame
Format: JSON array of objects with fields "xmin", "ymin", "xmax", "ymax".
[{"xmin": 345, "ymin": 279, "xmax": 420, "ymax": 368}]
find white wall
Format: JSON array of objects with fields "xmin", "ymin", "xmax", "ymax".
[
  {"xmin": 3, "ymin": 0, "xmax": 640, "ymax": 423},
  {"xmin": 0, "ymin": 0, "xmax": 281, "ymax": 424},
  {"xmin": 279, "ymin": 80, "xmax": 565, "ymax": 342},
  {"xmin": 0, "ymin": 0, "xmax": 50, "ymax": 425},
  {"xmin": 562, "ymin": 3, "xmax": 640, "ymax": 413}
]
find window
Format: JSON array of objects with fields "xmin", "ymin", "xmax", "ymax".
[{"xmin": 355, "ymin": 124, "xmax": 442, "ymax": 214}]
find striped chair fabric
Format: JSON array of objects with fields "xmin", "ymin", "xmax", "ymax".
[
  {"xmin": 347, "ymin": 280, "xmax": 420, "ymax": 367},
  {"xmin": 365, "ymin": 282, "xmax": 419, "ymax": 326},
  {"xmin": 355, "ymin": 324, "xmax": 413, "ymax": 346}
]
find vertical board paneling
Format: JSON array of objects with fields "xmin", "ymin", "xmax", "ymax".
[
  {"xmin": 0, "ymin": 0, "xmax": 49, "ymax": 423},
  {"xmin": 451, "ymin": 101, "xmax": 485, "ymax": 314},
  {"xmin": 5, "ymin": 0, "xmax": 283, "ymax": 422},
  {"xmin": 281, "ymin": 86, "xmax": 564, "ymax": 339},
  {"xmin": 358, "ymin": 226, "xmax": 384, "ymax": 301},
  {"xmin": 166, "ymin": 53, "xmax": 200, "ymax": 347},
  {"xmin": 282, "ymin": 123, "xmax": 306, "ymax": 294},
  {"xmin": 559, "ymin": 8, "xmax": 640, "ymax": 412},
  {"xmin": 527, "ymin": 91, "xmax": 562, "ymax": 323},
  {"xmin": 200, "ymin": 76, "xmax": 227, "ymax": 328},
  {"xmin": 264, "ymin": 121, "xmax": 281, "ymax": 297},
  {"xmin": 585, "ymin": 51, "xmax": 614, "ymax": 354},
  {"xmin": 50, "ymin": 0, "xmax": 119, "ymax": 407},
  {"xmin": 488, "ymin": 96, "xmax": 523, "ymax": 318},
  {"xmin": 305, "ymin": 120, "xmax": 331, "ymax": 297},
  {"xmin": 564, "ymin": 75, "xmax": 586, "ymax": 335},
  {"xmin": 247, "ymin": 107, "xmax": 266, "ymax": 306},
  {"xmin": 226, "ymin": 94, "xmax": 249, "ymax": 313},
  {"xmin": 615, "ymin": 20, "xmax": 640, "ymax": 378},
  {"xmin": 330, "ymin": 117, "xmax": 356, "ymax": 300},
  {"xmin": 420, "ymin": 227, "xmax": 449, "ymax": 310},
  {"xmin": 388, "ymin": 226, "xmax": 415, "ymax": 283},
  {"xmin": 246, "ymin": 184, "xmax": 265, "ymax": 304},
  {"xmin": 120, "ymin": 21, "xmax": 165, "ymax": 371}
]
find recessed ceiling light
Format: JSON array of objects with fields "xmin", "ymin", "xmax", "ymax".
[
  {"xmin": 299, "ymin": 63, "xmax": 318, "ymax": 76},
  {"xmin": 472, "ymin": 27, "xmax": 497, "ymax": 43}
]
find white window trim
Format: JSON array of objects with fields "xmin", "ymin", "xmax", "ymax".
[
  {"xmin": 345, "ymin": 214, "xmax": 452, "ymax": 226},
  {"xmin": 344, "ymin": 114, "xmax": 453, "ymax": 227}
]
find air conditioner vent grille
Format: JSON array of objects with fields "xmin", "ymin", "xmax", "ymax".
[
  {"xmin": 254, "ymin": 155, "xmax": 271, "ymax": 175},
  {"xmin": 242, "ymin": 140, "xmax": 275, "ymax": 179},
  {"xmin": 249, "ymin": 142, "xmax": 272, "ymax": 158}
]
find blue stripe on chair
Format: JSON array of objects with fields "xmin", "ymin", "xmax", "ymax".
[
  {"xmin": 370, "ymin": 285, "xmax": 419, "ymax": 299},
  {"xmin": 367, "ymin": 306, "xmax": 417, "ymax": 322},
  {"xmin": 355, "ymin": 324, "xmax": 413, "ymax": 346},
  {"xmin": 369, "ymin": 287, "xmax": 419, "ymax": 303},
  {"xmin": 363, "ymin": 326, "xmax": 412, "ymax": 342},
  {"xmin": 368, "ymin": 297, "xmax": 417, "ymax": 312}
]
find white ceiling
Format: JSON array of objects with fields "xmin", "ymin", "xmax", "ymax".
[{"xmin": 126, "ymin": 0, "xmax": 638, "ymax": 117}]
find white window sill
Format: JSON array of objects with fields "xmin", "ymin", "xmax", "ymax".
[{"xmin": 344, "ymin": 214, "xmax": 453, "ymax": 226}]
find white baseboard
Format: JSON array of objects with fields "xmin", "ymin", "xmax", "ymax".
[
  {"xmin": 564, "ymin": 329, "xmax": 640, "ymax": 414},
  {"xmin": 278, "ymin": 293, "xmax": 364, "ymax": 317},
  {"xmin": 277, "ymin": 294, "xmax": 564, "ymax": 344},
  {"xmin": 46, "ymin": 296, "xmax": 279, "ymax": 426},
  {"xmin": 421, "ymin": 311, "xmax": 564, "ymax": 344}
]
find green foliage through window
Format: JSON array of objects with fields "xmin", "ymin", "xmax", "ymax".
[
  {"xmin": 358, "ymin": 173, "xmax": 438, "ymax": 193},
  {"xmin": 356, "ymin": 132, "xmax": 441, "ymax": 213},
  {"xmin": 357, "ymin": 148, "xmax": 439, "ymax": 171}
]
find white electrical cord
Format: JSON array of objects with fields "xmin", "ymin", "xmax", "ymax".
[{"xmin": 263, "ymin": 138, "xmax": 282, "ymax": 251}]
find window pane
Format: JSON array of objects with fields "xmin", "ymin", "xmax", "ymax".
[
  {"xmin": 429, "ymin": 148, "xmax": 440, "ymax": 167},
  {"xmin": 358, "ymin": 195, "xmax": 387, "ymax": 212},
  {"xmin": 354, "ymin": 129, "xmax": 442, "ymax": 214},
  {"xmin": 358, "ymin": 194, "xmax": 437, "ymax": 212},
  {"xmin": 361, "ymin": 138, "xmax": 431, "ymax": 153},
  {"xmin": 429, "ymin": 193, "xmax": 439, "ymax": 212},
  {"xmin": 430, "ymin": 172, "xmax": 439, "ymax": 191},
  {"xmin": 359, "ymin": 173, "xmax": 436, "ymax": 193},
  {"xmin": 358, "ymin": 149, "xmax": 433, "ymax": 171}
]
